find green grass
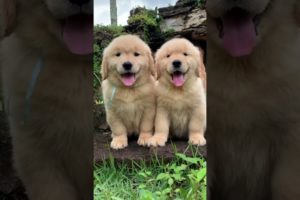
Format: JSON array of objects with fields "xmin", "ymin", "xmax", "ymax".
[{"xmin": 94, "ymin": 147, "xmax": 206, "ymax": 200}]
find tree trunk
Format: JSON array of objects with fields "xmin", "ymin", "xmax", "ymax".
[{"xmin": 110, "ymin": 0, "xmax": 117, "ymax": 26}]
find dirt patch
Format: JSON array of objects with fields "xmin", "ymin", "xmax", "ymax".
[
  {"xmin": 0, "ymin": 112, "xmax": 28, "ymax": 199},
  {"xmin": 94, "ymin": 133, "xmax": 206, "ymax": 164},
  {"xmin": 94, "ymin": 104, "xmax": 109, "ymax": 132}
]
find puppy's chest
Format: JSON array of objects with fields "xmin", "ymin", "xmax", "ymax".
[
  {"xmin": 109, "ymin": 90, "xmax": 152, "ymax": 132},
  {"xmin": 112, "ymin": 91, "xmax": 151, "ymax": 115},
  {"xmin": 159, "ymin": 90, "xmax": 201, "ymax": 112},
  {"xmin": 159, "ymin": 90, "xmax": 201, "ymax": 134}
]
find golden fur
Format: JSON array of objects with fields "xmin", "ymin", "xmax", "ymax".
[
  {"xmin": 101, "ymin": 35, "xmax": 156, "ymax": 149},
  {"xmin": 206, "ymin": 0, "xmax": 300, "ymax": 199},
  {"xmin": 0, "ymin": 0, "xmax": 92, "ymax": 199},
  {"xmin": 147, "ymin": 38, "xmax": 206, "ymax": 147}
]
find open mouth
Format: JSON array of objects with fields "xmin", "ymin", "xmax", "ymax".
[
  {"xmin": 171, "ymin": 71, "xmax": 185, "ymax": 87},
  {"xmin": 120, "ymin": 73, "xmax": 136, "ymax": 87},
  {"xmin": 61, "ymin": 14, "xmax": 93, "ymax": 55},
  {"xmin": 215, "ymin": 6, "xmax": 269, "ymax": 57}
]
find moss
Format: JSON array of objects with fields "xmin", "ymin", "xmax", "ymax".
[
  {"xmin": 93, "ymin": 25, "xmax": 125, "ymax": 99},
  {"xmin": 195, "ymin": 0, "xmax": 206, "ymax": 7},
  {"xmin": 162, "ymin": 28, "xmax": 176, "ymax": 38},
  {"xmin": 94, "ymin": 25, "xmax": 124, "ymax": 36},
  {"xmin": 127, "ymin": 10, "xmax": 158, "ymax": 27},
  {"xmin": 93, "ymin": 43, "xmax": 103, "ymax": 89},
  {"xmin": 127, "ymin": 8, "xmax": 161, "ymax": 43}
]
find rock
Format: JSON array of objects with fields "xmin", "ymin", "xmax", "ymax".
[
  {"xmin": 159, "ymin": 0, "xmax": 207, "ymax": 41},
  {"xmin": 161, "ymin": 16, "xmax": 185, "ymax": 32},
  {"xmin": 94, "ymin": 30, "xmax": 114, "ymax": 48},
  {"xmin": 159, "ymin": 0, "xmax": 196, "ymax": 18},
  {"xmin": 184, "ymin": 8, "xmax": 206, "ymax": 30}
]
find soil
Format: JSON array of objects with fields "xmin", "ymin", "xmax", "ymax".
[{"xmin": 94, "ymin": 133, "xmax": 207, "ymax": 164}]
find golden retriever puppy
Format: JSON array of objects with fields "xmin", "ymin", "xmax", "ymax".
[
  {"xmin": 147, "ymin": 38, "xmax": 206, "ymax": 147},
  {"xmin": 206, "ymin": 0, "xmax": 300, "ymax": 199},
  {"xmin": 0, "ymin": 0, "xmax": 93, "ymax": 199},
  {"xmin": 101, "ymin": 35, "xmax": 156, "ymax": 150}
]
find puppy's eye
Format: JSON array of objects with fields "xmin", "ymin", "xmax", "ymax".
[
  {"xmin": 183, "ymin": 52, "xmax": 188, "ymax": 56},
  {"xmin": 166, "ymin": 54, "xmax": 170, "ymax": 58},
  {"xmin": 134, "ymin": 52, "xmax": 140, "ymax": 57},
  {"xmin": 116, "ymin": 52, "xmax": 121, "ymax": 57}
]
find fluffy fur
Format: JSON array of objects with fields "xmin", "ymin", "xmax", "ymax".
[
  {"xmin": 0, "ymin": 0, "xmax": 93, "ymax": 199},
  {"xmin": 101, "ymin": 35, "xmax": 156, "ymax": 150},
  {"xmin": 206, "ymin": 0, "xmax": 300, "ymax": 199},
  {"xmin": 147, "ymin": 38, "xmax": 206, "ymax": 147}
]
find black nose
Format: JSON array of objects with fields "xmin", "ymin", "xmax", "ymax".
[
  {"xmin": 123, "ymin": 62, "xmax": 132, "ymax": 70},
  {"xmin": 69, "ymin": 0, "xmax": 90, "ymax": 6},
  {"xmin": 172, "ymin": 60, "xmax": 182, "ymax": 68}
]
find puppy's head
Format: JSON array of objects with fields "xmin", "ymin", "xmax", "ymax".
[
  {"xmin": 206, "ymin": 0, "xmax": 300, "ymax": 58},
  {"xmin": 155, "ymin": 38, "xmax": 203, "ymax": 88},
  {"xmin": 0, "ymin": 0, "xmax": 93, "ymax": 55},
  {"xmin": 101, "ymin": 35, "xmax": 155, "ymax": 87}
]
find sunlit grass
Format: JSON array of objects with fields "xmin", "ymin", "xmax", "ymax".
[{"xmin": 94, "ymin": 146, "xmax": 206, "ymax": 200}]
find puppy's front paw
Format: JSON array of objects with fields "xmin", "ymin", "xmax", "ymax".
[
  {"xmin": 189, "ymin": 133, "xmax": 206, "ymax": 146},
  {"xmin": 111, "ymin": 135, "xmax": 128, "ymax": 150},
  {"xmin": 137, "ymin": 132, "xmax": 152, "ymax": 146},
  {"xmin": 147, "ymin": 134, "xmax": 168, "ymax": 147}
]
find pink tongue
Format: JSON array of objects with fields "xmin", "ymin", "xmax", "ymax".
[
  {"xmin": 172, "ymin": 73, "xmax": 185, "ymax": 87},
  {"xmin": 121, "ymin": 74, "xmax": 136, "ymax": 86},
  {"xmin": 63, "ymin": 15, "xmax": 93, "ymax": 55},
  {"xmin": 222, "ymin": 17, "xmax": 256, "ymax": 57}
]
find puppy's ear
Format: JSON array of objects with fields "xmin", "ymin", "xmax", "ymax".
[
  {"xmin": 199, "ymin": 62, "xmax": 207, "ymax": 89},
  {"xmin": 0, "ymin": 0, "xmax": 16, "ymax": 39},
  {"xmin": 194, "ymin": 52, "xmax": 201, "ymax": 78},
  {"xmin": 294, "ymin": 1, "xmax": 300, "ymax": 26},
  {"xmin": 194, "ymin": 62, "xmax": 200, "ymax": 78},
  {"xmin": 101, "ymin": 55, "xmax": 108, "ymax": 80},
  {"xmin": 154, "ymin": 51, "xmax": 161, "ymax": 80},
  {"xmin": 197, "ymin": 47, "xmax": 207, "ymax": 88},
  {"xmin": 147, "ymin": 51, "xmax": 156, "ymax": 78},
  {"xmin": 155, "ymin": 62, "xmax": 161, "ymax": 80}
]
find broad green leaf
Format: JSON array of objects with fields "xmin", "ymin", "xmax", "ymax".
[
  {"xmin": 156, "ymin": 173, "xmax": 169, "ymax": 180},
  {"xmin": 168, "ymin": 178, "xmax": 174, "ymax": 186}
]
